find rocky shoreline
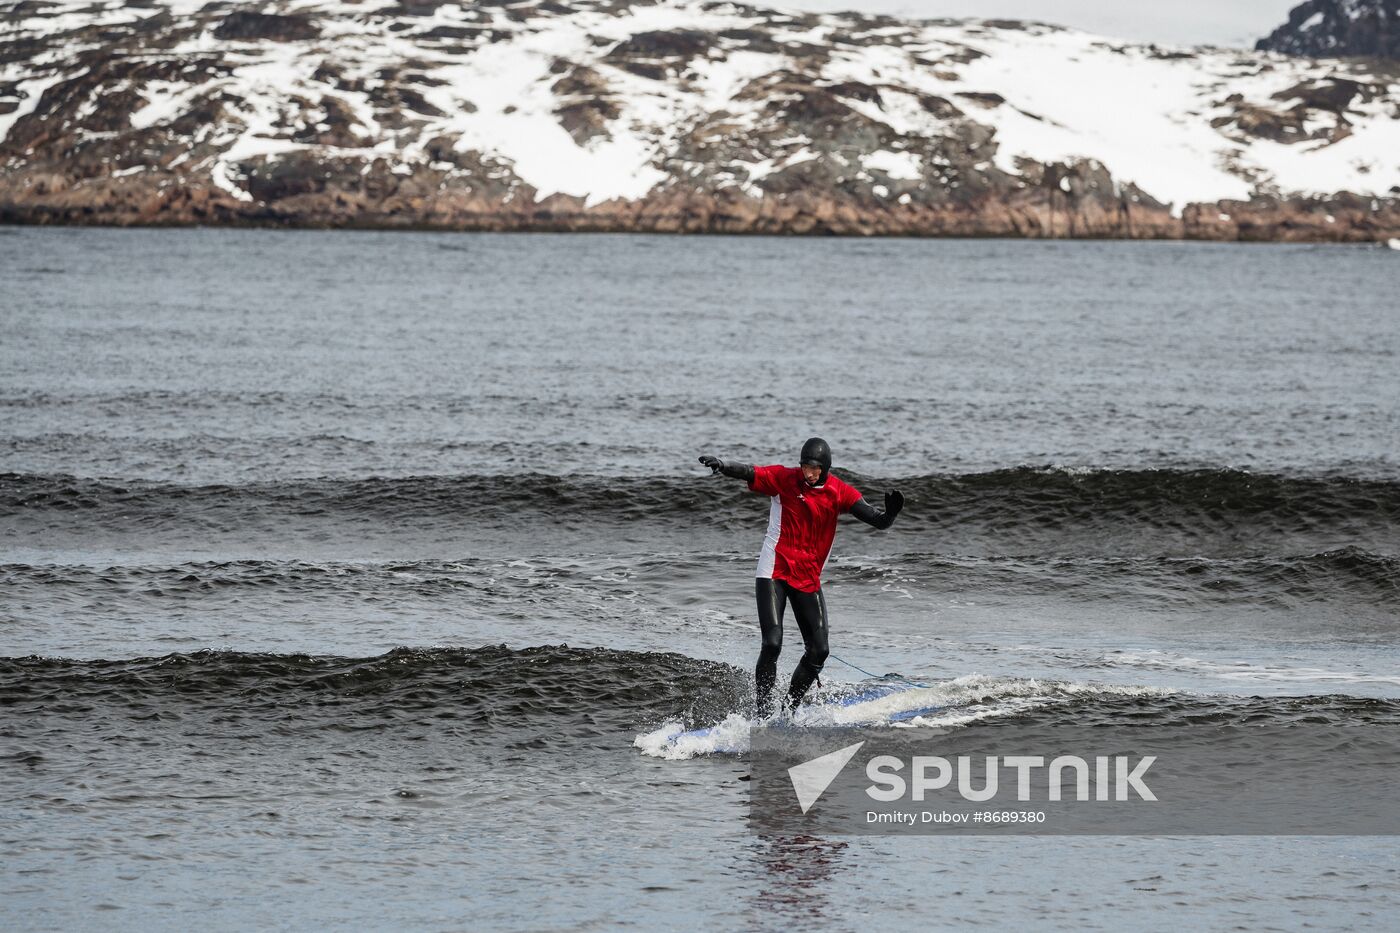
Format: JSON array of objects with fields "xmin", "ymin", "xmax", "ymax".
[{"xmin": 5, "ymin": 174, "xmax": 1396, "ymax": 242}]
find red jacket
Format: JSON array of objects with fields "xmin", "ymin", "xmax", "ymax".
[{"xmin": 748, "ymin": 464, "xmax": 863, "ymax": 592}]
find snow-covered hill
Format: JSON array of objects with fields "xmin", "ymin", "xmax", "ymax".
[{"xmin": 2, "ymin": 0, "xmax": 1398, "ymax": 238}]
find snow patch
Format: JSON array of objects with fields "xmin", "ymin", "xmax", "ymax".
[
  {"xmin": 0, "ymin": 71, "xmax": 71, "ymax": 145},
  {"xmin": 864, "ymin": 149, "xmax": 923, "ymax": 180}
]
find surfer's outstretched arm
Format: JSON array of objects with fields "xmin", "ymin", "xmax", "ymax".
[
  {"xmin": 698, "ymin": 455, "xmax": 754, "ymax": 483},
  {"xmin": 850, "ymin": 490, "xmax": 904, "ymax": 530}
]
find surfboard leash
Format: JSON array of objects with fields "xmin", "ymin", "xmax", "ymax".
[
  {"xmin": 831, "ymin": 653, "xmax": 933, "ymax": 690},
  {"xmin": 829, "ymin": 653, "xmax": 881, "ymax": 680}
]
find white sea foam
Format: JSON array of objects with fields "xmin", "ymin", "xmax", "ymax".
[{"xmin": 633, "ymin": 674, "xmax": 1175, "ymax": 759}]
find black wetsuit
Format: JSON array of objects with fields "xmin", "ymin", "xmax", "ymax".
[{"xmin": 756, "ymin": 577, "xmax": 828, "ymax": 717}]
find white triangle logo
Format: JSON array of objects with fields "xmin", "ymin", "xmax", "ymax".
[{"xmin": 788, "ymin": 741, "xmax": 866, "ymax": 814}]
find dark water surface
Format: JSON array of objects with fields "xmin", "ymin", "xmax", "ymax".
[{"xmin": 2, "ymin": 229, "xmax": 1399, "ymax": 930}]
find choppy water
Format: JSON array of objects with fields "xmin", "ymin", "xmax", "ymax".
[{"xmin": 2, "ymin": 229, "xmax": 1399, "ymax": 930}]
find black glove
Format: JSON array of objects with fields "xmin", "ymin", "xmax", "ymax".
[
  {"xmin": 850, "ymin": 491, "xmax": 902, "ymax": 529},
  {"xmin": 699, "ymin": 455, "xmax": 754, "ymax": 482}
]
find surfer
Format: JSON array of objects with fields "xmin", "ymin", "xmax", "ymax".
[{"xmin": 699, "ymin": 438, "xmax": 904, "ymax": 717}]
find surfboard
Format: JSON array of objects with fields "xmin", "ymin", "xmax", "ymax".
[{"xmin": 653, "ymin": 679, "xmax": 945, "ymax": 756}]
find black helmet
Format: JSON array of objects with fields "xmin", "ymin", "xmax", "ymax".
[{"xmin": 800, "ymin": 436, "xmax": 831, "ymax": 487}]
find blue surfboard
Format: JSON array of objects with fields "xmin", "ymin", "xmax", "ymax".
[{"xmin": 654, "ymin": 679, "xmax": 945, "ymax": 754}]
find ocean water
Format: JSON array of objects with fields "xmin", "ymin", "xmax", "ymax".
[{"xmin": 2, "ymin": 228, "xmax": 1398, "ymax": 930}]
